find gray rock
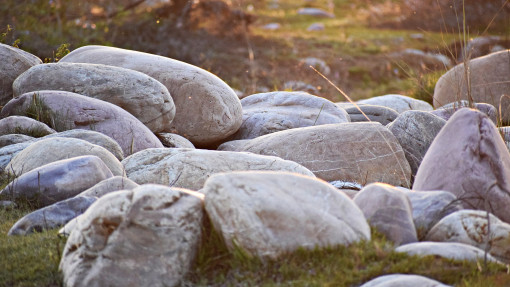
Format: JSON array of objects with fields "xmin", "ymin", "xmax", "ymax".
[
  {"xmin": 460, "ymin": 36, "xmax": 505, "ymax": 62},
  {"xmin": 13, "ymin": 62, "xmax": 175, "ymax": 133},
  {"xmin": 231, "ymin": 91, "xmax": 349, "ymax": 140},
  {"xmin": 387, "ymin": 111, "xmax": 446, "ymax": 178},
  {"xmin": 433, "ymin": 50, "xmax": 510, "ymax": 123},
  {"xmin": 431, "ymin": 101, "xmax": 498, "ymax": 124},
  {"xmin": 6, "ymin": 137, "xmax": 124, "ymax": 177},
  {"xmin": 0, "ymin": 142, "xmax": 32, "ymax": 178},
  {"xmin": 216, "ymin": 139, "xmax": 251, "ymax": 151},
  {"xmin": 156, "ymin": 133, "xmax": 195, "ymax": 148},
  {"xmin": 0, "ymin": 43, "xmax": 42, "ymax": 105},
  {"xmin": 353, "ymin": 183, "xmax": 417, "ymax": 245},
  {"xmin": 360, "ymin": 274, "xmax": 451, "ymax": 287},
  {"xmin": 283, "ymin": 81, "xmax": 320, "ymax": 94},
  {"xmin": 203, "ymin": 171, "xmax": 370, "ymax": 259},
  {"xmin": 395, "ymin": 242, "xmax": 500, "ymax": 263},
  {"xmin": 262, "ymin": 23, "xmax": 281, "ymax": 30},
  {"xmin": 499, "ymin": 126, "xmax": 510, "ymax": 152},
  {"xmin": 300, "ymin": 57, "xmax": 331, "ymax": 75},
  {"xmin": 0, "ymin": 156, "xmax": 113, "ymax": 208},
  {"xmin": 389, "ymin": 48, "xmax": 452, "ymax": 71},
  {"xmin": 297, "ymin": 7, "xmax": 334, "ymax": 18},
  {"xmin": 0, "ymin": 90, "xmax": 163, "ymax": 156},
  {"xmin": 339, "ymin": 104, "xmax": 399, "ymax": 125},
  {"xmin": 0, "ymin": 200, "xmax": 15, "ymax": 209},
  {"xmin": 307, "ymin": 23, "xmax": 325, "ymax": 31},
  {"xmin": 0, "ymin": 134, "xmax": 34, "ymax": 148},
  {"xmin": 358, "ymin": 94, "xmax": 433, "ymax": 113},
  {"xmin": 237, "ymin": 122, "xmax": 411, "ymax": 186},
  {"xmin": 60, "ymin": 45, "xmax": 242, "ymax": 148},
  {"xmin": 8, "ymin": 196, "xmax": 96, "ymax": 236},
  {"xmin": 60, "ymin": 185, "xmax": 203, "ymax": 287},
  {"xmin": 122, "ymin": 148, "xmax": 315, "ymax": 190},
  {"xmin": 0, "ymin": 116, "xmax": 56, "ymax": 137},
  {"xmin": 77, "ymin": 176, "xmax": 139, "ymax": 198},
  {"xmin": 413, "ymin": 108, "xmax": 510, "ymax": 223}
]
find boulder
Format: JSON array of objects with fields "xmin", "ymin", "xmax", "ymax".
[
  {"xmin": 413, "ymin": 108, "xmax": 510, "ymax": 223},
  {"xmin": 353, "ymin": 183, "xmax": 417, "ymax": 245},
  {"xmin": 358, "ymin": 94, "xmax": 433, "ymax": 113},
  {"xmin": 425, "ymin": 210, "xmax": 510, "ymax": 263},
  {"xmin": 0, "ymin": 116, "xmax": 55, "ymax": 137},
  {"xmin": 236, "ymin": 122, "xmax": 411, "ymax": 186},
  {"xmin": 60, "ymin": 45, "xmax": 243, "ymax": 147},
  {"xmin": 203, "ymin": 171, "xmax": 370, "ymax": 258},
  {"xmin": 8, "ymin": 196, "xmax": 96, "ymax": 236},
  {"xmin": 0, "ymin": 134, "xmax": 34, "ymax": 148},
  {"xmin": 387, "ymin": 111, "xmax": 446, "ymax": 178},
  {"xmin": 0, "ymin": 90, "xmax": 163, "ymax": 156},
  {"xmin": 297, "ymin": 7, "xmax": 334, "ymax": 18},
  {"xmin": 13, "ymin": 63, "xmax": 175, "ymax": 133},
  {"xmin": 337, "ymin": 103, "xmax": 399, "ymax": 125},
  {"xmin": 122, "ymin": 148, "xmax": 315, "ymax": 190},
  {"xmin": 231, "ymin": 91, "xmax": 350, "ymax": 140},
  {"xmin": 216, "ymin": 139, "xmax": 251, "ymax": 151},
  {"xmin": 395, "ymin": 242, "xmax": 500, "ymax": 263},
  {"xmin": 389, "ymin": 49, "xmax": 452, "ymax": 71},
  {"xmin": 499, "ymin": 126, "xmax": 510, "ymax": 152},
  {"xmin": 306, "ymin": 23, "xmax": 325, "ymax": 31},
  {"xmin": 299, "ymin": 57, "xmax": 331, "ymax": 75},
  {"xmin": 431, "ymin": 101, "xmax": 497, "ymax": 124},
  {"xmin": 433, "ymin": 50, "xmax": 510, "ymax": 123},
  {"xmin": 77, "ymin": 176, "xmax": 139, "ymax": 198},
  {"xmin": 0, "ymin": 156, "xmax": 113, "ymax": 207},
  {"xmin": 0, "ymin": 142, "xmax": 32, "ymax": 177},
  {"xmin": 0, "ymin": 43, "xmax": 42, "ymax": 105},
  {"xmin": 156, "ymin": 133, "xmax": 195, "ymax": 148},
  {"xmin": 60, "ymin": 185, "xmax": 203, "ymax": 287},
  {"xmin": 360, "ymin": 274, "xmax": 451, "ymax": 287},
  {"xmin": 6, "ymin": 137, "xmax": 124, "ymax": 177}
]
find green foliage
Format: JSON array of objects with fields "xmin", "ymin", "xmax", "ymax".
[{"xmin": 408, "ymin": 71, "xmax": 444, "ymax": 105}]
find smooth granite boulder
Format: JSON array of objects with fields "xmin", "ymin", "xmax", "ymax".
[
  {"xmin": 360, "ymin": 274, "xmax": 451, "ymax": 287},
  {"xmin": 122, "ymin": 148, "xmax": 315, "ymax": 190},
  {"xmin": 337, "ymin": 103, "xmax": 399, "ymax": 125},
  {"xmin": 203, "ymin": 171, "xmax": 370, "ymax": 259},
  {"xmin": 0, "ymin": 116, "xmax": 55, "ymax": 137},
  {"xmin": 0, "ymin": 90, "xmax": 163, "ymax": 156},
  {"xmin": 413, "ymin": 108, "xmax": 510, "ymax": 223},
  {"xmin": 77, "ymin": 176, "xmax": 139, "ymax": 198},
  {"xmin": 60, "ymin": 185, "xmax": 203, "ymax": 287},
  {"xmin": 13, "ymin": 62, "xmax": 175, "ymax": 133},
  {"xmin": 431, "ymin": 101, "xmax": 498, "ymax": 124},
  {"xmin": 358, "ymin": 94, "xmax": 433, "ymax": 113},
  {"xmin": 60, "ymin": 45, "xmax": 243, "ymax": 147},
  {"xmin": 0, "ymin": 134, "xmax": 34, "ymax": 148},
  {"xmin": 156, "ymin": 133, "xmax": 195, "ymax": 148},
  {"xmin": 395, "ymin": 242, "xmax": 500, "ymax": 263}
]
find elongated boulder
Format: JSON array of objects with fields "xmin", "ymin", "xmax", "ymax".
[
  {"xmin": 358, "ymin": 94, "xmax": 433, "ymax": 113},
  {"xmin": 13, "ymin": 63, "xmax": 175, "ymax": 133},
  {"xmin": 0, "ymin": 90, "xmax": 163, "ymax": 155},
  {"xmin": 425, "ymin": 210, "xmax": 510, "ymax": 263},
  {"xmin": 6, "ymin": 137, "xmax": 124, "ymax": 177},
  {"xmin": 77, "ymin": 176, "xmax": 139, "ymax": 198},
  {"xmin": 235, "ymin": 122, "xmax": 411, "ymax": 186},
  {"xmin": 395, "ymin": 242, "xmax": 500, "ymax": 263},
  {"xmin": 60, "ymin": 185, "xmax": 203, "ymax": 287},
  {"xmin": 156, "ymin": 133, "xmax": 195, "ymax": 148},
  {"xmin": 413, "ymin": 108, "xmax": 510, "ymax": 223},
  {"xmin": 60, "ymin": 45, "xmax": 243, "ymax": 147},
  {"xmin": 0, "ymin": 156, "xmax": 113, "ymax": 207},
  {"xmin": 231, "ymin": 91, "xmax": 350, "ymax": 140},
  {"xmin": 337, "ymin": 103, "xmax": 399, "ymax": 125},
  {"xmin": 122, "ymin": 148, "xmax": 315, "ymax": 190},
  {"xmin": 354, "ymin": 183, "xmax": 417, "ymax": 245},
  {"xmin": 431, "ymin": 101, "xmax": 497, "ymax": 124},
  {"xmin": 0, "ymin": 134, "xmax": 33, "ymax": 148},
  {"xmin": 203, "ymin": 171, "xmax": 371, "ymax": 259},
  {"xmin": 0, "ymin": 43, "xmax": 42, "ymax": 105},
  {"xmin": 360, "ymin": 274, "xmax": 451, "ymax": 287},
  {"xmin": 433, "ymin": 50, "xmax": 510, "ymax": 123},
  {"xmin": 0, "ymin": 116, "xmax": 55, "ymax": 137}
]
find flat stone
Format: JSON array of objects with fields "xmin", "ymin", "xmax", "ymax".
[
  {"xmin": 297, "ymin": 8, "xmax": 334, "ymax": 18},
  {"xmin": 338, "ymin": 103, "xmax": 399, "ymax": 125},
  {"xmin": 396, "ymin": 242, "xmax": 500, "ymax": 263},
  {"xmin": 358, "ymin": 94, "xmax": 433, "ymax": 114}
]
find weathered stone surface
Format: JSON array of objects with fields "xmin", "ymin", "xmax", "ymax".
[
  {"xmin": 203, "ymin": 171, "xmax": 370, "ymax": 259},
  {"xmin": 360, "ymin": 274, "xmax": 451, "ymax": 287},
  {"xmin": 413, "ymin": 108, "xmax": 510, "ymax": 223},
  {"xmin": 0, "ymin": 43, "xmax": 42, "ymax": 105},
  {"xmin": 337, "ymin": 103, "xmax": 399, "ymax": 125},
  {"xmin": 395, "ymin": 242, "xmax": 500, "ymax": 263},
  {"xmin": 8, "ymin": 196, "xmax": 96, "ymax": 236},
  {"xmin": 0, "ymin": 90, "xmax": 164, "ymax": 155},
  {"xmin": 0, "ymin": 116, "xmax": 55, "ymax": 137},
  {"xmin": 6, "ymin": 137, "xmax": 124, "ymax": 177},
  {"xmin": 0, "ymin": 142, "xmax": 31, "ymax": 176},
  {"xmin": 217, "ymin": 139, "xmax": 251, "ymax": 151},
  {"xmin": 499, "ymin": 126, "xmax": 510, "ymax": 152},
  {"xmin": 0, "ymin": 134, "xmax": 33, "ymax": 148},
  {"xmin": 353, "ymin": 183, "xmax": 417, "ymax": 245},
  {"xmin": 433, "ymin": 50, "xmax": 510, "ymax": 123},
  {"xmin": 387, "ymin": 111, "xmax": 446, "ymax": 177},
  {"xmin": 231, "ymin": 91, "xmax": 350, "ymax": 140},
  {"xmin": 60, "ymin": 45, "xmax": 243, "ymax": 147},
  {"xmin": 156, "ymin": 132, "xmax": 195, "ymax": 148},
  {"xmin": 425, "ymin": 210, "xmax": 510, "ymax": 263},
  {"xmin": 400, "ymin": 190, "xmax": 463, "ymax": 239},
  {"xmin": 13, "ymin": 63, "xmax": 175, "ymax": 133},
  {"xmin": 122, "ymin": 148, "xmax": 315, "ymax": 190},
  {"xmin": 237, "ymin": 122, "xmax": 411, "ymax": 186},
  {"xmin": 431, "ymin": 101, "xmax": 498, "ymax": 124},
  {"xmin": 78, "ymin": 176, "xmax": 139, "ymax": 198},
  {"xmin": 0, "ymin": 156, "xmax": 113, "ymax": 207},
  {"xmin": 358, "ymin": 94, "xmax": 433, "ymax": 113},
  {"xmin": 60, "ymin": 185, "xmax": 203, "ymax": 287}
]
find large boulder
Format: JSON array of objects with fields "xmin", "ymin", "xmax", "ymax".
[
  {"xmin": 60, "ymin": 45, "xmax": 243, "ymax": 147},
  {"xmin": 0, "ymin": 156, "xmax": 113, "ymax": 208},
  {"xmin": 0, "ymin": 90, "xmax": 163, "ymax": 156},
  {"xmin": 0, "ymin": 134, "xmax": 33, "ymax": 148},
  {"xmin": 231, "ymin": 91, "xmax": 350, "ymax": 140},
  {"xmin": 78, "ymin": 176, "xmax": 139, "ymax": 198},
  {"xmin": 233, "ymin": 122, "xmax": 411, "ymax": 186},
  {"xmin": 60, "ymin": 185, "xmax": 203, "ymax": 287},
  {"xmin": 0, "ymin": 116, "xmax": 55, "ymax": 137},
  {"xmin": 413, "ymin": 108, "xmax": 510, "ymax": 223},
  {"xmin": 395, "ymin": 242, "xmax": 500, "ymax": 263},
  {"xmin": 203, "ymin": 171, "xmax": 371, "ymax": 259},
  {"xmin": 353, "ymin": 183, "xmax": 417, "ymax": 245},
  {"xmin": 156, "ymin": 133, "xmax": 195, "ymax": 149},
  {"xmin": 433, "ymin": 50, "xmax": 510, "ymax": 123},
  {"xmin": 0, "ymin": 43, "xmax": 42, "ymax": 105},
  {"xmin": 13, "ymin": 62, "xmax": 175, "ymax": 133},
  {"xmin": 425, "ymin": 210, "xmax": 510, "ymax": 263},
  {"xmin": 337, "ymin": 103, "xmax": 399, "ymax": 125},
  {"xmin": 431, "ymin": 101, "xmax": 498, "ymax": 124},
  {"xmin": 122, "ymin": 148, "xmax": 315, "ymax": 190},
  {"xmin": 360, "ymin": 274, "xmax": 451, "ymax": 287},
  {"xmin": 358, "ymin": 94, "xmax": 433, "ymax": 113},
  {"xmin": 6, "ymin": 137, "xmax": 124, "ymax": 177}
]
